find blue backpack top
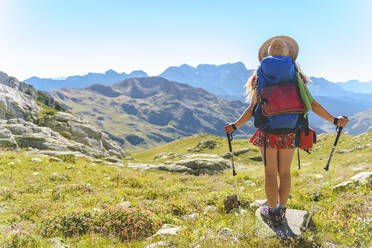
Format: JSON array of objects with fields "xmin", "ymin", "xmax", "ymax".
[
  {"xmin": 254, "ymin": 56, "xmax": 304, "ymax": 133},
  {"xmin": 257, "ymin": 56, "xmax": 297, "ymax": 93}
]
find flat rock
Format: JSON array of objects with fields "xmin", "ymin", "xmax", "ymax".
[
  {"xmin": 152, "ymin": 224, "xmax": 184, "ymax": 237},
  {"xmin": 181, "ymin": 213, "xmax": 199, "ymax": 221},
  {"xmin": 125, "ymin": 158, "xmax": 230, "ymax": 175},
  {"xmin": 255, "ymin": 207, "xmax": 308, "ymax": 239},
  {"xmin": 31, "ymin": 157, "xmax": 43, "ymax": 162},
  {"xmin": 217, "ymin": 227, "xmax": 239, "ymax": 243},
  {"xmin": 249, "ymin": 156, "xmax": 263, "ymax": 161},
  {"xmin": 145, "ymin": 241, "xmax": 175, "ymax": 248},
  {"xmin": 203, "ymin": 206, "xmax": 218, "ymax": 215},
  {"xmin": 222, "ymin": 148, "xmax": 252, "ymax": 159},
  {"xmin": 49, "ymin": 238, "xmax": 70, "ymax": 248},
  {"xmin": 117, "ymin": 201, "xmax": 131, "ymax": 208}
]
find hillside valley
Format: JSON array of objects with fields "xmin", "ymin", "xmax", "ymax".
[{"xmin": 49, "ymin": 77, "xmax": 255, "ymax": 152}]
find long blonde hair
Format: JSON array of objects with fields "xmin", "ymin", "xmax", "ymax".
[{"xmin": 244, "ymin": 62, "xmax": 310, "ymax": 103}]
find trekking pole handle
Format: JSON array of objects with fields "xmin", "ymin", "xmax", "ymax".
[
  {"xmin": 226, "ymin": 132, "xmax": 233, "ymax": 152},
  {"xmin": 334, "ymin": 116, "xmax": 347, "ymax": 146}
]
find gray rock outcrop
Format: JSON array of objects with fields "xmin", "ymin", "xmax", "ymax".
[
  {"xmin": 0, "ymin": 72, "xmax": 123, "ymax": 159},
  {"xmin": 145, "ymin": 241, "xmax": 175, "ymax": 248},
  {"xmin": 152, "ymin": 224, "xmax": 184, "ymax": 237},
  {"xmin": 125, "ymin": 158, "xmax": 230, "ymax": 175},
  {"xmin": 333, "ymin": 171, "xmax": 372, "ymax": 191}
]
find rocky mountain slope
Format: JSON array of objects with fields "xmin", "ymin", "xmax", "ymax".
[
  {"xmin": 50, "ymin": 77, "xmax": 255, "ymax": 151},
  {"xmin": 0, "ymin": 71, "xmax": 124, "ymax": 159}
]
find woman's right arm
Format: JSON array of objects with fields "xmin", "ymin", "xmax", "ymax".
[{"xmin": 311, "ymin": 99, "xmax": 349, "ymax": 127}]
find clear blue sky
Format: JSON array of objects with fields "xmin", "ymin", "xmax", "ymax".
[{"xmin": 1, "ymin": 0, "xmax": 371, "ymax": 82}]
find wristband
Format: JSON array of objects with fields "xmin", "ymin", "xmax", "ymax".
[
  {"xmin": 333, "ymin": 117, "xmax": 339, "ymax": 126},
  {"xmin": 232, "ymin": 123, "xmax": 237, "ymax": 130}
]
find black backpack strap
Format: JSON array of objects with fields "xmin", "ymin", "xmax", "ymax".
[{"xmin": 263, "ymin": 133, "xmax": 267, "ymax": 166}]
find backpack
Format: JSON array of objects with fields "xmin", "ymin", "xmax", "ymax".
[{"xmin": 252, "ymin": 56, "xmax": 314, "ymax": 168}]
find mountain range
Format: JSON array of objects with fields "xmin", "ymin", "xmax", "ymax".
[
  {"xmin": 26, "ymin": 62, "xmax": 372, "ymax": 133},
  {"xmin": 49, "ymin": 77, "xmax": 255, "ymax": 151},
  {"xmin": 26, "ymin": 69, "xmax": 148, "ymax": 91}
]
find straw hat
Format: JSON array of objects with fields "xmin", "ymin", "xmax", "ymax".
[{"xmin": 258, "ymin": 36, "xmax": 299, "ymax": 61}]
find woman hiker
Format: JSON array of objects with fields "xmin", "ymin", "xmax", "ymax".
[{"xmin": 224, "ymin": 36, "xmax": 349, "ymax": 225}]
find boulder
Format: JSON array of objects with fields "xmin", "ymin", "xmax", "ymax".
[
  {"xmin": 154, "ymin": 152, "xmax": 183, "ymax": 160},
  {"xmin": 0, "ymin": 138, "xmax": 17, "ymax": 148},
  {"xmin": 152, "ymin": 224, "xmax": 184, "ymax": 237},
  {"xmin": 169, "ymin": 158, "xmax": 230, "ymax": 175},
  {"xmin": 125, "ymin": 158, "xmax": 231, "ymax": 175},
  {"xmin": 222, "ymin": 148, "xmax": 252, "ymax": 158},
  {"xmin": 117, "ymin": 201, "xmax": 131, "ymax": 208},
  {"xmin": 49, "ymin": 237, "xmax": 70, "ymax": 248},
  {"xmin": 249, "ymin": 156, "xmax": 263, "ymax": 162},
  {"xmin": 223, "ymin": 194, "xmax": 239, "ymax": 213},
  {"xmin": 145, "ymin": 242, "xmax": 175, "ymax": 248},
  {"xmin": 31, "ymin": 157, "xmax": 43, "ymax": 162},
  {"xmin": 181, "ymin": 213, "xmax": 198, "ymax": 221},
  {"xmin": 333, "ymin": 171, "xmax": 372, "ymax": 191},
  {"xmin": 188, "ymin": 139, "xmax": 217, "ymax": 152},
  {"xmin": 217, "ymin": 227, "xmax": 239, "ymax": 243},
  {"xmin": 203, "ymin": 206, "xmax": 218, "ymax": 215}
]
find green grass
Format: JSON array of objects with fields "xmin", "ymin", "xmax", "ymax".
[{"xmin": 0, "ymin": 131, "xmax": 371, "ymax": 247}]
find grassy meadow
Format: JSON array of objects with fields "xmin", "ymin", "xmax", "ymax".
[{"xmin": 0, "ymin": 131, "xmax": 371, "ymax": 247}]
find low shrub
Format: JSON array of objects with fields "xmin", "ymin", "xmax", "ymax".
[
  {"xmin": 2, "ymin": 229, "xmax": 39, "ymax": 248},
  {"xmin": 41, "ymin": 206, "xmax": 161, "ymax": 242},
  {"xmin": 41, "ymin": 210, "xmax": 94, "ymax": 237},
  {"xmin": 94, "ymin": 205, "xmax": 161, "ymax": 241}
]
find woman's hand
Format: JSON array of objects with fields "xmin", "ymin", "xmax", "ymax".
[
  {"xmin": 224, "ymin": 123, "xmax": 236, "ymax": 134},
  {"xmin": 336, "ymin": 116, "xmax": 349, "ymax": 127}
]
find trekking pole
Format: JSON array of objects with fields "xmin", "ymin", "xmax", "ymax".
[
  {"xmin": 226, "ymin": 132, "xmax": 240, "ymax": 211},
  {"xmin": 303, "ymin": 125, "xmax": 344, "ymax": 230}
]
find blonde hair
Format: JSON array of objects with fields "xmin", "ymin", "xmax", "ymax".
[
  {"xmin": 244, "ymin": 62, "xmax": 310, "ymax": 103},
  {"xmin": 244, "ymin": 70, "xmax": 257, "ymax": 103}
]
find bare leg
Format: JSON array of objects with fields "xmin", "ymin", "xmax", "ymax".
[
  {"xmin": 259, "ymin": 147, "xmax": 279, "ymax": 208},
  {"xmin": 278, "ymin": 148, "xmax": 295, "ymax": 206}
]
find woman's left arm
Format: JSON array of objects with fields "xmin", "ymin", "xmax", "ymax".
[{"xmin": 224, "ymin": 89, "xmax": 257, "ymax": 133}]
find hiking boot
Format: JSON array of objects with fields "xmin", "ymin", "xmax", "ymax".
[
  {"xmin": 278, "ymin": 206, "xmax": 287, "ymax": 221},
  {"xmin": 260, "ymin": 206, "xmax": 282, "ymax": 226}
]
